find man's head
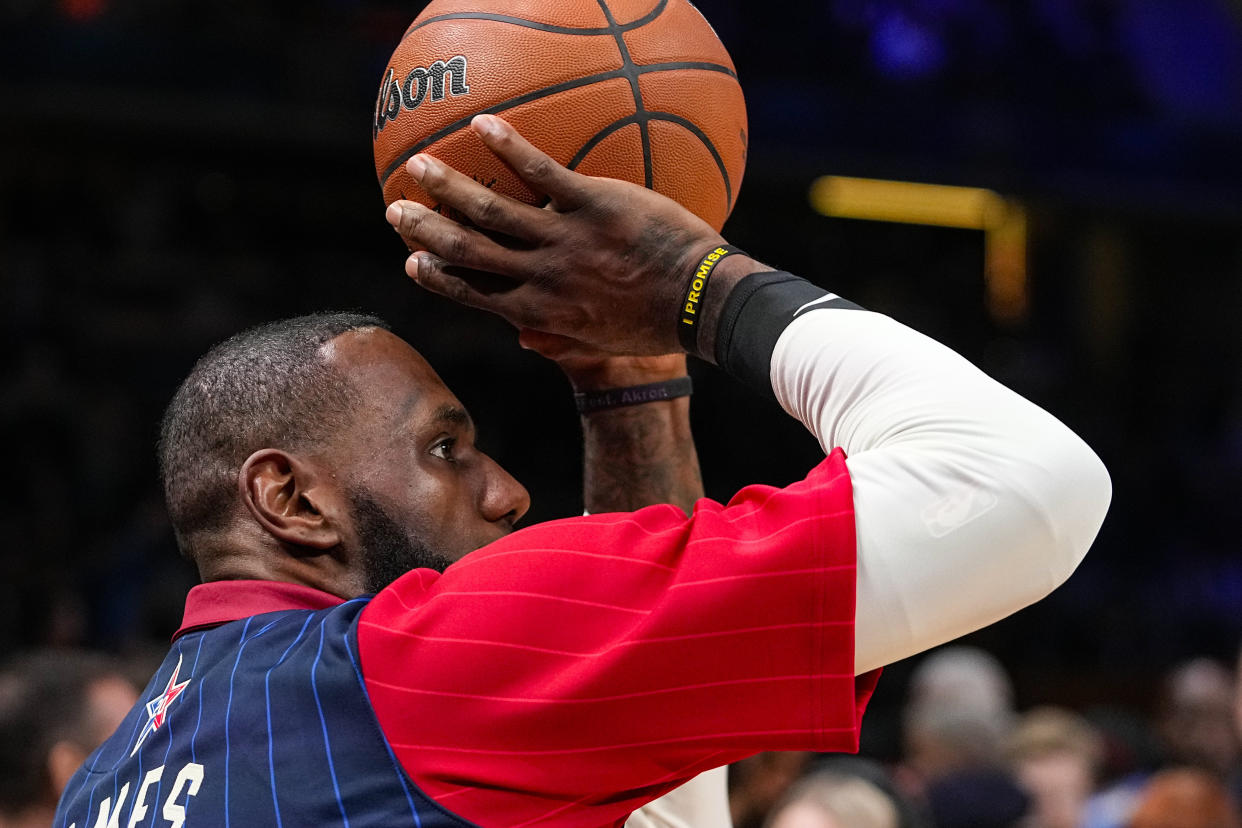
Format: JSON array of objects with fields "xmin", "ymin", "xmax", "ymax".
[
  {"xmin": 1006, "ymin": 707, "xmax": 1102, "ymax": 828},
  {"xmin": 903, "ymin": 646, "xmax": 1016, "ymax": 779},
  {"xmin": 1157, "ymin": 657, "xmax": 1238, "ymax": 777},
  {"xmin": 0, "ymin": 651, "xmax": 138, "ymax": 822},
  {"xmin": 158, "ymin": 313, "xmax": 529, "ymax": 595}
]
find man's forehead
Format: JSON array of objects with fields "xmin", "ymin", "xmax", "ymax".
[
  {"xmin": 320, "ymin": 327, "xmax": 457, "ymax": 417},
  {"xmin": 322, "ymin": 327, "xmax": 433, "ymax": 383}
]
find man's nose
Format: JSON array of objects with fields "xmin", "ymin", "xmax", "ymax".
[{"xmin": 480, "ymin": 455, "xmax": 531, "ymax": 526}]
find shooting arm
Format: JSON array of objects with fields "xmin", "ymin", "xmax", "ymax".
[
  {"xmin": 704, "ymin": 272, "xmax": 1112, "ymax": 674},
  {"xmin": 386, "ymin": 117, "xmax": 1110, "ymax": 683}
]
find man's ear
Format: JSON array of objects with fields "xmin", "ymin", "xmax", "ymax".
[{"xmin": 239, "ymin": 449, "xmax": 343, "ymax": 550}]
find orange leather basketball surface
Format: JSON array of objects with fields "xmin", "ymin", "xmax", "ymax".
[{"xmin": 373, "ymin": 0, "xmax": 747, "ymax": 231}]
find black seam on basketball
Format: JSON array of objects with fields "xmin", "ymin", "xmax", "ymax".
[
  {"xmin": 595, "ymin": 0, "xmax": 654, "ymax": 188},
  {"xmin": 565, "ymin": 111, "xmax": 733, "ymax": 210},
  {"xmin": 566, "ymin": 115, "xmax": 643, "ymax": 171},
  {"xmin": 402, "ymin": 0, "xmax": 668, "ymax": 41},
  {"xmin": 636, "ymin": 60, "xmax": 736, "ymax": 79},
  {"xmin": 645, "ymin": 112, "xmax": 733, "ymax": 209},
  {"xmin": 377, "ymin": 62, "xmax": 738, "ymax": 187}
]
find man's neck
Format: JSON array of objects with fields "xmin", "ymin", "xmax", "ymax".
[
  {"xmin": 194, "ymin": 528, "xmax": 364, "ymax": 600},
  {"xmin": 197, "ymin": 557, "xmax": 360, "ymax": 601}
]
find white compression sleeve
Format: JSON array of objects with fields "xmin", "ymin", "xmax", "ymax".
[
  {"xmin": 769, "ymin": 308, "xmax": 1111, "ymax": 674},
  {"xmin": 624, "ymin": 767, "xmax": 730, "ymax": 828}
]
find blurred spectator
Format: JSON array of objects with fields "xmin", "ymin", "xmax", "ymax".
[
  {"xmin": 0, "ymin": 651, "xmax": 138, "ymax": 828},
  {"xmin": 1087, "ymin": 657, "xmax": 1241, "ymax": 827},
  {"xmin": 1081, "ymin": 708, "xmax": 1161, "ymax": 828},
  {"xmin": 1007, "ymin": 707, "xmax": 1103, "ymax": 828},
  {"xmin": 1127, "ymin": 767, "xmax": 1241, "ymax": 828},
  {"xmin": 902, "ymin": 647, "xmax": 1016, "ymax": 782},
  {"xmin": 1237, "ymin": 647, "xmax": 1242, "ymax": 746},
  {"xmin": 1084, "ymin": 708, "xmax": 1162, "ymax": 795},
  {"xmin": 923, "ymin": 770, "xmax": 1029, "ymax": 828},
  {"xmin": 1156, "ymin": 658, "xmax": 1238, "ymax": 778},
  {"xmin": 731, "ymin": 751, "xmax": 817, "ymax": 828},
  {"xmin": 765, "ymin": 769, "xmax": 899, "ymax": 828},
  {"xmin": 1235, "ymin": 647, "xmax": 1242, "ymax": 807},
  {"xmin": 897, "ymin": 646, "xmax": 1029, "ymax": 827}
]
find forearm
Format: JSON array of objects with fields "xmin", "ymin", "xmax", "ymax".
[
  {"xmin": 566, "ymin": 357, "xmax": 705, "ymax": 515},
  {"xmin": 580, "ymin": 396, "xmax": 704, "ymax": 515},
  {"xmin": 570, "ymin": 250, "xmax": 748, "ymax": 515}
]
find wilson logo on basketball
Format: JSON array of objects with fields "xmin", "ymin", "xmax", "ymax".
[{"xmin": 374, "ymin": 55, "xmax": 470, "ymax": 136}]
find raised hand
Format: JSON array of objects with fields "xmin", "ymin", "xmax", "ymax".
[{"xmin": 385, "ymin": 114, "xmax": 729, "ymax": 357}]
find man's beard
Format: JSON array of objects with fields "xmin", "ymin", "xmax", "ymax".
[{"xmin": 347, "ymin": 489, "xmax": 456, "ymax": 593}]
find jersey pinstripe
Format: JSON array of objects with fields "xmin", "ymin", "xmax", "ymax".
[{"xmin": 54, "ymin": 600, "xmax": 474, "ymax": 828}]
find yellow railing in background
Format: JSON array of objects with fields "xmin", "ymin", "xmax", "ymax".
[{"xmin": 808, "ymin": 176, "xmax": 1028, "ymax": 325}]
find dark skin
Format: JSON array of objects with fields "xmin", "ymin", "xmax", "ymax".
[
  {"xmin": 384, "ymin": 114, "xmax": 768, "ymax": 362},
  {"xmin": 204, "ymin": 116, "xmax": 750, "ymax": 594},
  {"xmin": 378, "ymin": 114, "xmax": 780, "ymax": 518},
  {"xmin": 562, "ymin": 351, "xmax": 704, "ymax": 514},
  {"xmin": 204, "ymin": 305, "xmax": 702, "ymax": 596},
  {"xmin": 205, "ymin": 327, "xmax": 530, "ymax": 597}
]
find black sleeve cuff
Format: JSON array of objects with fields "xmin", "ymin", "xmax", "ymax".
[{"xmin": 714, "ymin": 271, "xmax": 863, "ymax": 398}]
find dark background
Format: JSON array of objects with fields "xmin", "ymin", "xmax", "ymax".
[{"xmin": 2, "ymin": 0, "xmax": 1241, "ymax": 760}]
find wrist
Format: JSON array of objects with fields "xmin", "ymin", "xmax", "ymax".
[
  {"xmin": 562, "ymin": 354, "xmax": 688, "ymax": 392},
  {"xmin": 690, "ymin": 253, "xmax": 769, "ymax": 364},
  {"xmin": 574, "ymin": 376, "xmax": 693, "ymax": 415}
]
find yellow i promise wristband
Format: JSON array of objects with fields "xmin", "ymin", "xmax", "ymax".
[{"xmin": 677, "ymin": 244, "xmax": 747, "ymax": 355}]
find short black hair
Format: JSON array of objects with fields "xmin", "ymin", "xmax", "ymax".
[
  {"xmin": 0, "ymin": 650, "xmax": 130, "ymax": 814},
  {"xmin": 158, "ymin": 312, "xmax": 390, "ymax": 556}
]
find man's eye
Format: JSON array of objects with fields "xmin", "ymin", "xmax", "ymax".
[{"xmin": 430, "ymin": 437, "xmax": 457, "ymax": 462}]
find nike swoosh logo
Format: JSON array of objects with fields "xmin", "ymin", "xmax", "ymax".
[{"xmin": 794, "ymin": 293, "xmax": 840, "ymax": 316}]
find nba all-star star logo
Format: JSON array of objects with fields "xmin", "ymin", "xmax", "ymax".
[{"xmin": 131, "ymin": 654, "xmax": 191, "ymax": 756}]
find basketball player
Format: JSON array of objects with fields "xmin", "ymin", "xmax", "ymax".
[{"xmin": 54, "ymin": 116, "xmax": 1110, "ymax": 827}]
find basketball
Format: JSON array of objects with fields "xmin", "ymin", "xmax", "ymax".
[{"xmin": 373, "ymin": 0, "xmax": 747, "ymax": 231}]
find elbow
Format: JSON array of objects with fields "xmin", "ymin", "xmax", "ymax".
[
  {"xmin": 1074, "ymin": 440, "xmax": 1112, "ymax": 545},
  {"xmin": 1038, "ymin": 429, "xmax": 1112, "ymax": 589}
]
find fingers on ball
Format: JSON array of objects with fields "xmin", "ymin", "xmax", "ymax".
[
  {"xmin": 519, "ymin": 153, "xmax": 588, "ymax": 209},
  {"xmin": 425, "ymin": 270, "xmax": 493, "ymax": 313},
  {"xmin": 389, "ymin": 200, "xmax": 431, "ymax": 243},
  {"xmin": 408, "ymin": 153, "xmax": 546, "ymax": 240},
  {"xmin": 394, "ymin": 203, "xmax": 508, "ymax": 273},
  {"xmin": 463, "ymin": 187, "xmax": 547, "ymax": 241},
  {"xmin": 414, "ymin": 257, "xmax": 542, "ymax": 327},
  {"xmin": 471, "ymin": 116, "xmax": 588, "ymax": 209}
]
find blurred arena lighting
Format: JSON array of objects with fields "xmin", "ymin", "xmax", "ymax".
[{"xmin": 809, "ymin": 176, "xmax": 1028, "ymax": 326}]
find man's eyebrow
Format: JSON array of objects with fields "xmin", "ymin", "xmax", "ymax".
[{"xmin": 432, "ymin": 403, "xmax": 473, "ymax": 430}]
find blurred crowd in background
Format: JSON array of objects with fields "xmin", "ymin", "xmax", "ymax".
[
  {"xmin": 2, "ymin": 0, "xmax": 1242, "ymax": 825},
  {"xmin": 6, "ymin": 645, "xmax": 1242, "ymax": 826}
]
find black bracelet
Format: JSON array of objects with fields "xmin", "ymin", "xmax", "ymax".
[
  {"xmin": 574, "ymin": 376, "xmax": 693, "ymax": 414},
  {"xmin": 677, "ymin": 244, "xmax": 747, "ymax": 356}
]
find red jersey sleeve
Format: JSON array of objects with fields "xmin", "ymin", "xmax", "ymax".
[{"xmin": 357, "ymin": 449, "xmax": 880, "ymax": 827}]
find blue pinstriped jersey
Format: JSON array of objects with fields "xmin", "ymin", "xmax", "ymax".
[{"xmin": 53, "ymin": 598, "xmax": 475, "ymax": 828}]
